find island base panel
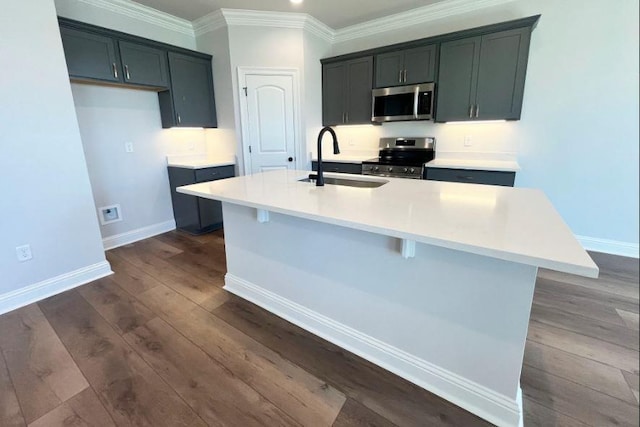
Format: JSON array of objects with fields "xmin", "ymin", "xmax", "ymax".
[{"xmin": 221, "ymin": 203, "xmax": 537, "ymax": 427}]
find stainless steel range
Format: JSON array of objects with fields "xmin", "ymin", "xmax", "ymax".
[{"xmin": 362, "ymin": 137, "xmax": 435, "ymax": 179}]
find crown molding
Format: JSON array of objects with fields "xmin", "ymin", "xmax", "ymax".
[
  {"xmin": 333, "ymin": 0, "xmax": 518, "ymax": 44},
  {"xmin": 193, "ymin": 9, "xmax": 333, "ymax": 42},
  {"xmin": 193, "ymin": 9, "xmax": 226, "ymax": 36},
  {"xmin": 74, "ymin": 0, "xmax": 194, "ymax": 36}
]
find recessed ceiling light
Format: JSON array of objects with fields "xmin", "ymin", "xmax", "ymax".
[{"xmin": 290, "ymin": 0, "xmax": 303, "ymax": 4}]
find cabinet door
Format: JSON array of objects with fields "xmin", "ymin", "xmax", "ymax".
[
  {"xmin": 475, "ymin": 28, "xmax": 531, "ymax": 120},
  {"xmin": 322, "ymin": 62, "xmax": 346, "ymax": 126},
  {"xmin": 118, "ymin": 41, "xmax": 169, "ymax": 88},
  {"xmin": 435, "ymin": 37, "xmax": 481, "ymax": 122},
  {"xmin": 166, "ymin": 52, "xmax": 217, "ymax": 128},
  {"xmin": 345, "ymin": 57, "xmax": 374, "ymax": 124},
  {"xmin": 375, "ymin": 52, "xmax": 404, "ymax": 88},
  {"xmin": 403, "ymin": 45, "xmax": 437, "ymax": 84},
  {"xmin": 60, "ymin": 27, "xmax": 120, "ymax": 82}
]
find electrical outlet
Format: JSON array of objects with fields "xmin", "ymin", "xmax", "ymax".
[
  {"xmin": 125, "ymin": 142, "xmax": 134, "ymax": 153},
  {"xmin": 464, "ymin": 135, "xmax": 473, "ymax": 147},
  {"xmin": 16, "ymin": 244, "xmax": 32, "ymax": 262}
]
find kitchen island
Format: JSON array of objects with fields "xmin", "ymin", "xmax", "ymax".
[{"xmin": 178, "ymin": 170, "xmax": 598, "ymax": 427}]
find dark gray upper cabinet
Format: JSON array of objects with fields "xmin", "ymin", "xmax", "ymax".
[
  {"xmin": 159, "ymin": 52, "xmax": 217, "ymax": 128},
  {"xmin": 60, "ymin": 27, "xmax": 121, "ymax": 83},
  {"xmin": 322, "ymin": 56, "xmax": 373, "ymax": 126},
  {"xmin": 375, "ymin": 45, "xmax": 437, "ymax": 87},
  {"xmin": 118, "ymin": 41, "xmax": 168, "ymax": 88},
  {"xmin": 436, "ymin": 27, "xmax": 531, "ymax": 122}
]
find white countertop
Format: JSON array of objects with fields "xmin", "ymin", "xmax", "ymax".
[
  {"xmin": 177, "ymin": 170, "xmax": 598, "ymax": 278},
  {"xmin": 426, "ymin": 158, "xmax": 521, "ymax": 172},
  {"xmin": 167, "ymin": 155, "xmax": 235, "ymax": 169}
]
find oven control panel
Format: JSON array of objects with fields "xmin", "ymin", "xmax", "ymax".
[{"xmin": 362, "ymin": 164, "xmax": 423, "ymax": 179}]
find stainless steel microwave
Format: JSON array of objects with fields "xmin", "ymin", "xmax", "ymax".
[{"xmin": 371, "ymin": 83, "xmax": 435, "ymax": 123}]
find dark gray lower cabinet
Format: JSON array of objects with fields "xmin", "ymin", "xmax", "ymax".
[
  {"xmin": 168, "ymin": 165, "xmax": 234, "ymax": 234},
  {"xmin": 425, "ymin": 168, "xmax": 515, "ymax": 187},
  {"xmin": 311, "ymin": 162, "xmax": 362, "ymax": 175}
]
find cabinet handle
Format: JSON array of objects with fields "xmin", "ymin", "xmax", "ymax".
[
  {"xmin": 177, "ymin": 114, "xmax": 181, "ymax": 124},
  {"xmin": 112, "ymin": 63, "xmax": 118, "ymax": 79},
  {"xmin": 457, "ymin": 175, "xmax": 475, "ymax": 181},
  {"xmin": 125, "ymin": 65, "xmax": 130, "ymax": 80},
  {"xmin": 475, "ymin": 105, "xmax": 480, "ymax": 118},
  {"xmin": 398, "ymin": 70, "xmax": 403, "ymax": 83},
  {"xmin": 469, "ymin": 105, "xmax": 474, "ymax": 118},
  {"xmin": 403, "ymin": 69, "xmax": 407, "ymax": 83},
  {"xmin": 345, "ymin": 112, "xmax": 349, "ymax": 123}
]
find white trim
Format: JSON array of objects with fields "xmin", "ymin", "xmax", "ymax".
[
  {"xmin": 576, "ymin": 235, "xmax": 639, "ymax": 259},
  {"xmin": 0, "ymin": 262, "xmax": 113, "ymax": 316},
  {"xmin": 193, "ymin": 10, "xmax": 226, "ymax": 37},
  {"xmin": 74, "ymin": 0, "xmax": 194, "ymax": 36},
  {"xmin": 224, "ymin": 273, "xmax": 522, "ymax": 427},
  {"xmin": 237, "ymin": 67, "xmax": 303, "ymax": 177},
  {"xmin": 333, "ymin": 0, "xmax": 518, "ymax": 44},
  {"xmin": 102, "ymin": 220, "xmax": 176, "ymax": 251}
]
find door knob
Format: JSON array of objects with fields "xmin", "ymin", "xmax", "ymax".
[{"xmin": 288, "ymin": 157, "xmax": 293, "ymax": 162}]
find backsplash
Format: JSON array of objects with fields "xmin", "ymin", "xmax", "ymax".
[{"xmin": 332, "ymin": 121, "xmax": 519, "ymax": 160}]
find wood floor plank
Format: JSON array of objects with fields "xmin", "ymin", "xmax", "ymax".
[
  {"xmin": 522, "ymin": 398, "xmax": 589, "ymax": 427},
  {"xmin": 616, "ymin": 309, "xmax": 640, "ymax": 331},
  {"xmin": 535, "ymin": 275, "xmax": 639, "ymax": 315},
  {"xmin": 0, "ymin": 304, "xmax": 89, "ymax": 424},
  {"xmin": 332, "ymin": 399, "xmax": 396, "ymax": 427},
  {"xmin": 521, "ymin": 364, "xmax": 639, "ymax": 427},
  {"xmin": 538, "ymin": 267, "xmax": 639, "ymax": 302},
  {"xmin": 38, "ymin": 291, "xmax": 206, "ymax": 427},
  {"xmin": 28, "ymin": 387, "xmax": 115, "ymax": 427},
  {"xmin": 530, "ymin": 303, "xmax": 639, "ymax": 350},
  {"xmin": 136, "ymin": 285, "xmax": 347, "ymax": 426},
  {"xmin": 77, "ymin": 277, "xmax": 157, "ymax": 335},
  {"xmin": 0, "ymin": 351, "xmax": 25, "ymax": 427},
  {"xmin": 152, "ymin": 231, "xmax": 205, "ymax": 251},
  {"xmin": 527, "ymin": 321, "xmax": 639, "ymax": 374},
  {"xmin": 124, "ymin": 317, "xmax": 299, "ymax": 426},
  {"xmin": 622, "ymin": 371, "xmax": 639, "ymax": 404},
  {"xmin": 523, "ymin": 341, "xmax": 636, "ymax": 404},
  {"xmin": 212, "ymin": 296, "xmax": 491, "ymax": 427},
  {"xmin": 165, "ymin": 245, "xmax": 227, "ymax": 280},
  {"xmin": 105, "ymin": 253, "xmax": 163, "ymax": 296}
]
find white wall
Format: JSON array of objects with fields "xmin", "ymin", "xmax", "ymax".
[
  {"xmin": 0, "ymin": 0, "xmax": 107, "ymax": 307},
  {"xmin": 71, "ymin": 84, "xmax": 177, "ymax": 241},
  {"xmin": 328, "ymin": 0, "xmax": 640, "ymax": 250}
]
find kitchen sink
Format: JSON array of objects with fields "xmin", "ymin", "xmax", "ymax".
[{"xmin": 299, "ymin": 174, "xmax": 388, "ymax": 188}]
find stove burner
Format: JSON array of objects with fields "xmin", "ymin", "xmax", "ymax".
[{"xmin": 362, "ymin": 137, "xmax": 435, "ymax": 179}]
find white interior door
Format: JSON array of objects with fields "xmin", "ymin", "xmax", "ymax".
[{"xmin": 240, "ymin": 71, "xmax": 298, "ymax": 174}]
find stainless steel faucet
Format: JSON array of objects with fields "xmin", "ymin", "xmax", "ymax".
[{"xmin": 316, "ymin": 126, "xmax": 340, "ymax": 186}]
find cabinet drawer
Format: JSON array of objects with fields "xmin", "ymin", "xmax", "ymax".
[
  {"xmin": 425, "ymin": 168, "xmax": 515, "ymax": 187},
  {"xmin": 312, "ymin": 161, "xmax": 362, "ymax": 175},
  {"xmin": 194, "ymin": 165, "xmax": 235, "ymax": 183}
]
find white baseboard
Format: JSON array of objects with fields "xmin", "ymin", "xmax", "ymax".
[
  {"xmin": 224, "ymin": 273, "xmax": 522, "ymax": 427},
  {"xmin": 0, "ymin": 261, "xmax": 113, "ymax": 316},
  {"xmin": 102, "ymin": 220, "xmax": 176, "ymax": 250},
  {"xmin": 576, "ymin": 235, "xmax": 639, "ymax": 259}
]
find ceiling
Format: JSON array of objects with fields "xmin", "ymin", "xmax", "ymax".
[{"xmin": 131, "ymin": 0, "xmax": 446, "ymax": 29}]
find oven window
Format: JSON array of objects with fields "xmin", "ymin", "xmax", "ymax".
[
  {"xmin": 417, "ymin": 91, "xmax": 433, "ymax": 116},
  {"xmin": 373, "ymin": 93, "xmax": 414, "ymax": 117}
]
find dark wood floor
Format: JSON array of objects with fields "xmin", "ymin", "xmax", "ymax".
[{"xmin": 0, "ymin": 230, "xmax": 638, "ymax": 426}]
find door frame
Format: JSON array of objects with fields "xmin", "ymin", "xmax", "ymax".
[{"xmin": 237, "ymin": 67, "xmax": 302, "ymax": 175}]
